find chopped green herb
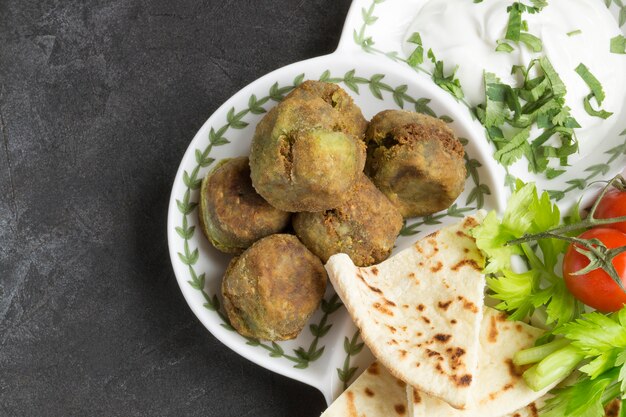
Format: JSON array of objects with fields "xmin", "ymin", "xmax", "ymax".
[
  {"xmin": 406, "ymin": 32, "xmax": 424, "ymax": 67},
  {"xmin": 482, "ymin": 72, "xmax": 510, "ymax": 127},
  {"xmin": 521, "ymin": 20, "xmax": 529, "ymax": 32},
  {"xmin": 503, "ymin": 1, "xmax": 548, "ymax": 49},
  {"xmin": 551, "ymin": 105, "xmax": 572, "ymax": 126},
  {"xmin": 495, "ymin": 40, "xmax": 515, "ymax": 53},
  {"xmin": 583, "ymin": 94, "xmax": 614, "ymax": 119},
  {"xmin": 540, "ymin": 56, "xmax": 566, "ymax": 96},
  {"xmin": 494, "ymin": 127, "xmax": 531, "ymax": 166},
  {"xmin": 575, "ymin": 63, "xmax": 606, "ymax": 104},
  {"xmin": 505, "ymin": 3, "xmax": 525, "ymax": 41},
  {"xmin": 427, "ymin": 49, "xmax": 464, "ymax": 100},
  {"xmin": 611, "ymin": 35, "xmax": 626, "ymax": 54},
  {"xmin": 567, "ymin": 29, "xmax": 582, "ymax": 37},
  {"xmin": 529, "ymin": 0, "xmax": 548, "ymax": 9},
  {"xmin": 575, "ymin": 63, "xmax": 613, "ymax": 119},
  {"xmin": 477, "ymin": 57, "xmax": 578, "ymax": 174},
  {"xmin": 519, "ymin": 32, "xmax": 543, "ymax": 52}
]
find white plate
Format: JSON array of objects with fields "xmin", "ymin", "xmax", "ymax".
[{"xmin": 167, "ymin": 0, "xmax": 626, "ymax": 405}]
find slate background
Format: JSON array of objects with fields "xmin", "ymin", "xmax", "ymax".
[{"xmin": 0, "ymin": 1, "xmax": 352, "ymax": 415}]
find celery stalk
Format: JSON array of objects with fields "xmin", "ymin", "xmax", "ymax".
[
  {"xmin": 523, "ymin": 345, "xmax": 584, "ymax": 391},
  {"xmin": 514, "ymin": 338, "xmax": 571, "ymax": 366}
]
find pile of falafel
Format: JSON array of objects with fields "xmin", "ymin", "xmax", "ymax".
[{"xmin": 198, "ymin": 80, "xmax": 466, "ymax": 341}]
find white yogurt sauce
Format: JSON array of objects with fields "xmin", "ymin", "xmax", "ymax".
[{"xmin": 402, "ymin": 0, "xmax": 625, "ymax": 157}]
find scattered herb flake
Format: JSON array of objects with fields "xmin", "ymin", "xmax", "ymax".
[
  {"xmin": 575, "ymin": 63, "xmax": 606, "ymax": 105},
  {"xmin": 530, "ymin": 0, "xmax": 548, "ymax": 10},
  {"xmin": 496, "ymin": 40, "xmax": 515, "ymax": 53},
  {"xmin": 482, "ymin": 72, "xmax": 510, "ymax": 127},
  {"xmin": 494, "ymin": 127, "xmax": 531, "ymax": 166},
  {"xmin": 502, "ymin": 1, "xmax": 548, "ymax": 50},
  {"xmin": 575, "ymin": 63, "xmax": 613, "ymax": 119},
  {"xmin": 519, "ymin": 32, "xmax": 543, "ymax": 52},
  {"xmin": 477, "ymin": 57, "xmax": 578, "ymax": 174},
  {"xmin": 583, "ymin": 94, "xmax": 614, "ymax": 119},
  {"xmin": 551, "ymin": 105, "xmax": 572, "ymax": 126},
  {"xmin": 505, "ymin": 3, "xmax": 524, "ymax": 42},
  {"xmin": 611, "ymin": 35, "xmax": 626, "ymax": 54},
  {"xmin": 540, "ymin": 56, "xmax": 566, "ymax": 96},
  {"xmin": 567, "ymin": 29, "xmax": 582, "ymax": 37}
]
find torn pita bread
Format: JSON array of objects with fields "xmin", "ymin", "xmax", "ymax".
[
  {"xmin": 321, "ymin": 361, "xmax": 408, "ymax": 417},
  {"xmin": 321, "ymin": 359, "xmax": 546, "ymax": 417},
  {"xmin": 408, "ymin": 307, "xmax": 558, "ymax": 417},
  {"xmin": 326, "ymin": 214, "xmax": 486, "ymax": 409},
  {"xmin": 408, "ymin": 385, "xmax": 545, "ymax": 417}
]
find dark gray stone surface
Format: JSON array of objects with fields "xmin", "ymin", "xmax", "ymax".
[{"xmin": 0, "ymin": 1, "xmax": 351, "ymax": 415}]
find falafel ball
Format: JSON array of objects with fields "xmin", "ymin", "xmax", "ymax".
[
  {"xmin": 198, "ymin": 157, "xmax": 291, "ymax": 253},
  {"xmin": 365, "ymin": 110, "xmax": 466, "ymax": 218},
  {"xmin": 293, "ymin": 174, "xmax": 403, "ymax": 267},
  {"xmin": 284, "ymin": 80, "xmax": 368, "ymax": 138},
  {"xmin": 249, "ymin": 81, "xmax": 367, "ymax": 212},
  {"xmin": 221, "ymin": 234, "xmax": 327, "ymax": 341}
]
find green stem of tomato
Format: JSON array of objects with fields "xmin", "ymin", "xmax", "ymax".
[
  {"xmin": 505, "ymin": 174, "xmax": 626, "ymax": 293},
  {"xmin": 508, "ymin": 175, "xmax": 626, "ymax": 242},
  {"xmin": 588, "ymin": 175, "xmax": 626, "ymax": 219},
  {"xmin": 507, "ymin": 216, "xmax": 626, "ymax": 244},
  {"xmin": 510, "ymin": 232, "xmax": 626, "ymax": 293},
  {"xmin": 513, "ymin": 337, "xmax": 571, "ymax": 366}
]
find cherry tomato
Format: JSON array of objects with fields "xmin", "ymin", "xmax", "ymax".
[
  {"xmin": 595, "ymin": 189, "xmax": 626, "ymax": 234},
  {"xmin": 563, "ymin": 227, "xmax": 626, "ymax": 312}
]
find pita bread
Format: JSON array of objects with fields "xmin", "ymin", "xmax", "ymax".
[
  {"xmin": 321, "ymin": 360, "xmax": 546, "ymax": 417},
  {"xmin": 408, "ymin": 385, "xmax": 545, "ymax": 417},
  {"xmin": 408, "ymin": 307, "xmax": 558, "ymax": 417},
  {"xmin": 321, "ymin": 361, "xmax": 408, "ymax": 417},
  {"xmin": 411, "ymin": 393, "xmax": 545, "ymax": 417},
  {"xmin": 326, "ymin": 214, "xmax": 486, "ymax": 409}
]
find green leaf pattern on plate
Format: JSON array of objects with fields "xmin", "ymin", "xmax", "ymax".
[
  {"xmin": 546, "ymin": 131, "xmax": 626, "ymax": 200},
  {"xmin": 337, "ymin": 330, "xmax": 366, "ymax": 390}
]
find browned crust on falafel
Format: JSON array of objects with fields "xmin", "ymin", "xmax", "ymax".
[
  {"xmin": 221, "ymin": 234, "xmax": 327, "ymax": 340},
  {"xmin": 364, "ymin": 110, "xmax": 466, "ymax": 218},
  {"xmin": 198, "ymin": 157, "xmax": 291, "ymax": 253},
  {"xmin": 293, "ymin": 174, "xmax": 403, "ymax": 266}
]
